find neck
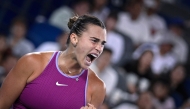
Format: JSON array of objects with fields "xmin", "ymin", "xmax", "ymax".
[{"xmin": 58, "ymin": 50, "xmax": 83, "ymax": 76}]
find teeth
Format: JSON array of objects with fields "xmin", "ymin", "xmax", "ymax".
[{"xmin": 91, "ymin": 54, "xmax": 97, "ymax": 58}]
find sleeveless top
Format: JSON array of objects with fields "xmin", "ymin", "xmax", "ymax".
[{"xmin": 13, "ymin": 51, "xmax": 88, "ymax": 109}]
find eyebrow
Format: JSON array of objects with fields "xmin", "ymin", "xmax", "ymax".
[{"xmin": 90, "ymin": 37, "xmax": 106, "ymax": 44}]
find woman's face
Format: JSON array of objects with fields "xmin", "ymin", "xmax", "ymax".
[
  {"xmin": 139, "ymin": 51, "xmax": 153, "ymax": 67},
  {"xmin": 153, "ymin": 82, "xmax": 168, "ymax": 99},
  {"xmin": 73, "ymin": 24, "xmax": 106, "ymax": 69},
  {"xmin": 11, "ymin": 23, "xmax": 26, "ymax": 38},
  {"xmin": 105, "ymin": 17, "xmax": 117, "ymax": 31},
  {"xmin": 171, "ymin": 65, "xmax": 185, "ymax": 83},
  {"xmin": 137, "ymin": 92, "xmax": 153, "ymax": 109},
  {"xmin": 128, "ymin": 3, "xmax": 142, "ymax": 19}
]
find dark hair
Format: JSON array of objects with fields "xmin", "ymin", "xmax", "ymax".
[
  {"xmin": 107, "ymin": 11, "xmax": 118, "ymax": 21},
  {"xmin": 152, "ymin": 77, "xmax": 170, "ymax": 89},
  {"xmin": 67, "ymin": 14, "xmax": 105, "ymax": 44},
  {"xmin": 11, "ymin": 16, "xmax": 27, "ymax": 28},
  {"xmin": 71, "ymin": 0, "xmax": 89, "ymax": 7},
  {"xmin": 103, "ymin": 47, "xmax": 113, "ymax": 54},
  {"xmin": 126, "ymin": 0, "xmax": 143, "ymax": 6}
]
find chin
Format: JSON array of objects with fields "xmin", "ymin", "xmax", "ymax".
[
  {"xmin": 80, "ymin": 63, "xmax": 90, "ymax": 70},
  {"xmin": 82, "ymin": 65, "xmax": 90, "ymax": 70}
]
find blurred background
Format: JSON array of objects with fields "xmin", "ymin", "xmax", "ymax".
[{"xmin": 1, "ymin": 0, "xmax": 190, "ymax": 109}]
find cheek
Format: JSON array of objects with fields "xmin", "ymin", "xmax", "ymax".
[
  {"xmin": 76, "ymin": 45, "xmax": 86, "ymax": 57},
  {"xmin": 76, "ymin": 41, "xmax": 92, "ymax": 58},
  {"xmin": 79, "ymin": 41, "xmax": 91, "ymax": 51}
]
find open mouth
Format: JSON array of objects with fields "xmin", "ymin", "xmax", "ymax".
[{"xmin": 86, "ymin": 54, "xmax": 98, "ymax": 63}]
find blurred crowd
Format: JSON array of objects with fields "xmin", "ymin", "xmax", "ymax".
[{"xmin": 1, "ymin": 0, "xmax": 190, "ymax": 109}]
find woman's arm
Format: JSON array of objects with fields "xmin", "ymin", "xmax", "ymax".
[
  {"xmin": 0, "ymin": 53, "xmax": 39, "ymax": 109},
  {"xmin": 88, "ymin": 69, "xmax": 106, "ymax": 109},
  {"xmin": 90, "ymin": 80, "xmax": 106, "ymax": 109}
]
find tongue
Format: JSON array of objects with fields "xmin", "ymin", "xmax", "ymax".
[{"xmin": 86, "ymin": 56, "xmax": 91, "ymax": 62}]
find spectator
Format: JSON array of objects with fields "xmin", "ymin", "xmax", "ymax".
[
  {"xmin": 143, "ymin": 0, "xmax": 167, "ymax": 43},
  {"xmin": 0, "ymin": 53, "xmax": 18, "ymax": 86},
  {"xmin": 151, "ymin": 37, "xmax": 177, "ymax": 75},
  {"xmin": 7, "ymin": 17, "xmax": 35, "ymax": 58},
  {"xmin": 34, "ymin": 32, "xmax": 69, "ymax": 52},
  {"xmin": 151, "ymin": 78, "xmax": 175, "ymax": 109},
  {"xmin": 123, "ymin": 50, "xmax": 154, "ymax": 93},
  {"xmin": 104, "ymin": 12, "xmax": 126, "ymax": 65},
  {"xmin": 169, "ymin": 64, "xmax": 190, "ymax": 108},
  {"xmin": 107, "ymin": 0, "xmax": 126, "ymax": 12},
  {"xmin": 49, "ymin": 0, "xmax": 90, "ymax": 31},
  {"xmin": 167, "ymin": 18, "xmax": 188, "ymax": 64},
  {"xmin": 90, "ymin": 47, "xmax": 118, "ymax": 98},
  {"xmin": 132, "ymin": 42, "xmax": 176, "ymax": 76},
  {"xmin": 116, "ymin": 0, "xmax": 150, "ymax": 47},
  {"xmin": 137, "ymin": 91, "xmax": 156, "ymax": 109},
  {"xmin": 90, "ymin": 0, "xmax": 110, "ymax": 22}
]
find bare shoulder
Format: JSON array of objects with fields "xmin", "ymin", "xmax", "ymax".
[
  {"xmin": 21, "ymin": 51, "xmax": 55, "ymax": 82},
  {"xmin": 23, "ymin": 51, "xmax": 55, "ymax": 61},
  {"xmin": 22, "ymin": 51, "xmax": 54, "ymax": 65},
  {"xmin": 0, "ymin": 51, "xmax": 56, "ymax": 108},
  {"xmin": 11, "ymin": 52, "xmax": 53, "ymax": 83}
]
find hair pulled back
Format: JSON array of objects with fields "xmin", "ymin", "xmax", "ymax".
[{"xmin": 67, "ymin": 14, "xmax": 105, "ymax": 44}]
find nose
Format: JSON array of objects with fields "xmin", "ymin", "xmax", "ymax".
[{"xmin": 95, "ymin": 43, "xmax": 103, "ymax": 54}]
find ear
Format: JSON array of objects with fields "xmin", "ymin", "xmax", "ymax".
[{"xmin": 70, "ymin": 33, "xmax": 78, "ymax": 47}]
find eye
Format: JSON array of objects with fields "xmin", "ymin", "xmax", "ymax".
[
  {"xmin": 91, "ymin": 39, "xmax": 98, "ymax": 43},
  {"xmin": 102, "ymin": 42, "xmax": 106, "ymax": 46}
]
